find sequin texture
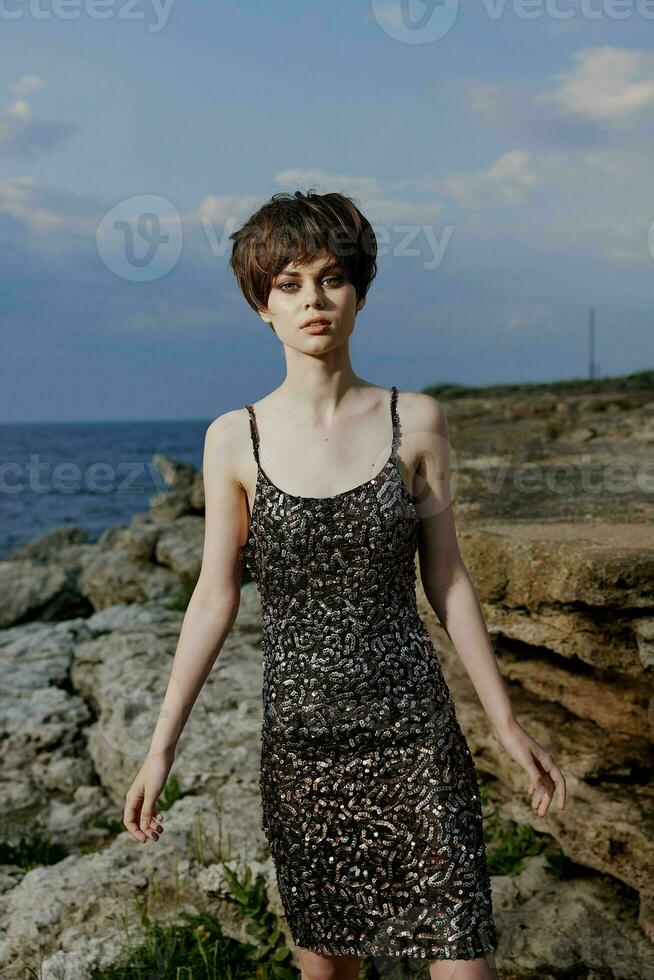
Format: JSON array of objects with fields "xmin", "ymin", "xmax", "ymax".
[{"xmin": 240, "ymin": 387, "xmax": 498, "ymax": 960}]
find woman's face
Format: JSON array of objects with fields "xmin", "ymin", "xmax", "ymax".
[{"xmin": 259, "ymin": 251, "xmax": 366, "ymax": 348}]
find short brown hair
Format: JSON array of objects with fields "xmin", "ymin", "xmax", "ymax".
[{"xmin": 228, "ymin": 188, "xmax": 378, "ymax": 318}]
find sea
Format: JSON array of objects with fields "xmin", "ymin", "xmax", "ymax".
[{"xmin": 0, "ymin": 419, "xmax": 209, "ymax": 560}]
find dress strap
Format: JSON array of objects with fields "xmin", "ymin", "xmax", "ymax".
[
  {"xmin": 245, "ymin": 404, "xmax": 261, "ymax": 465},
  {"xmin": 390, "ymin": 386, "xmax": 400, "ymax": 449}
]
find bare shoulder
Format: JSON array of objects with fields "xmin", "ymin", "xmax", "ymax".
[
  {"xmin": 203, "ymin": 406, "xmax": 253, "ymax": 488},
  {"xmin": 396, "ymin": 389, "xmax": 449, "ymax": 440}
]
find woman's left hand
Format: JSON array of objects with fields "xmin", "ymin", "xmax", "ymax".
[{"xmin": 492, "ymin": 717, "xmax": 567, "ymax": 817}]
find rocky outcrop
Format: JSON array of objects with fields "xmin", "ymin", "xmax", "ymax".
[
  {"xmin": 148, "ymin": 454, "xmax": 204, "ymax": 521},
  {"xmin": 416, "ymin": 520, "xmax": 654, "ymax": 946},
  {"xmin": 491, "ymin": 853, "xmax": 654, "ymax": 979},
  {"xmin": 0, "ymin": 548, "xmax": 95, "ymax": 628},
  {"xmin": 0, "ymin": 790, "xmax": 279, "ymax": 980},
  {"xmin": 0, "ymin": 595, "xmax": 273, "ymax": 977},
  {"xmin": 0, "ymin": 458, "xmax": 205, "ymax": 627}
]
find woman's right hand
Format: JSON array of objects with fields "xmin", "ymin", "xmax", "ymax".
[{"xmin": 123, "ymin": 748, "xmax": 175, "ymax": 843}]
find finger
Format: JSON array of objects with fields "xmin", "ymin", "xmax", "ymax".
[
  {"xmin": 541, "ymin": 787, "xmax": 555, "ymax": 816},
  {"xmin": 536, "ymin": 785, "xmax": 551, "ymax": 815},
  {"xmin": 140, "ymin": 800, "xmax": 156, "ymax": 836},
  {"xmin": 532, "ymin": 749, "xmax": 567, "ymax": 811},
  {"xmin": 526, "ymin": 755, "xmax": 549, "ymax": 795},
  {"xmin": 532, "ymin": 773, "xmax": 553, "ymax": 803},
  {"xmin": 143, "ymin": 806, "xmax": 165, "ymax": 839},
  {"xmin": 144, "ymin": 811, "xmax": 166, "ymax": 839},
  {"xmin": 535, "ymin": 773, "xmax": 557, "ymax": 815},
  {"xmin": 528, "ymin": 751, "xmax": 554, "ymax": 787},
  {"xmin": 123, "ymin": 796, "xmax": 147, "ymax": 842},
  {"xmin": 123, "ymin": 816, "xmax": 147, "ymax": 842},
  {"xmin": 528, "ymin": 772, "xmax": 547, "ymax": 797},
  {"xmin": 123, "ymin": 794, "xmax": 142, "ymax": 824}
]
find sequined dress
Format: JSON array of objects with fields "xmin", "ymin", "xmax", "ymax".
[{"xmin": 240, "ymin": 387, "xmax": 497, "ymax": 961}]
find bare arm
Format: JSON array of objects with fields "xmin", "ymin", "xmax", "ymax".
[
  {"xmin": 146, "ymin": 411, "xmax": 247, "ymax": 755},
  {"xmin": 123, "ymin": 411, "xmax": 249, "ymax": 842},
  {"xmin": 411, "ymin": 393, "xmax": 566, "ymax": 815}
]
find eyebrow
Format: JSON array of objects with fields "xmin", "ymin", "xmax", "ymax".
[{"xmin": 276, "ymin": 262, "xmax": 345, "ymax": 279}]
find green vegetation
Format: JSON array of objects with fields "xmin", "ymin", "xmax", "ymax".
[
  {"xmin": 220, "ymin": 864, "xmax": 297, "ymax": 978},
  {"xmin": 425, "ymin": 368, "xmax": 654, "ymax": 400},
  {"xmin": 85, "ymin": 903, "xmax": 296, "ymax": 980},
  {"xmin": 588, "ymin": 397, "xmax": 639, "ymax": 412},
  {"xmin": 480, "ymin": 784, "xmax": 573, "ymax": 877},
  {"xmin": 83, "ymin": 857, "xmax": 441, "ymax": 980},
  {"xmin": 79, "ymin": 815, "xmax": 126, "ymax": 854},
  {"xmin": 155, "ymin": 774, "xmax": 199, "ymax": 813},
  {"xmin": 80, "ymin": 863, "xmax": 299, "ymax": 980},
  {"xmin": 0, "ymin": 814, "xmax": 67, "ymax": 869},
  {"xmin": 543, "ymin": 418, "xmax": 565, "ymax": 440},
  {"xmin": 89, "ymin": 815, "xmax": 124, "ymax": 838}
]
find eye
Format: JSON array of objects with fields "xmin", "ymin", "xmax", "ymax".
[{"xmin": 278, "ymin": 275, "xmax": 345, "ymax": 292}]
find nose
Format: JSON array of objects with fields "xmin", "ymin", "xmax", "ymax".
[{"xmin": 302, "ymin": 283, "xmax": 325, "ymax": 307}]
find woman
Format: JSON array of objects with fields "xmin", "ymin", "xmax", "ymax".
[{"xmin": 123, "ymin": 190, "xmax": 566, "ymax": 980}]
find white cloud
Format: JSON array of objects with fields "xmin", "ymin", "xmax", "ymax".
[
  {"xmin": 0, "ymin": 81, "xmax": 75, "ymax": 161},
  {"xmin": 451, "ymin": 49, "xmax": 654, "ymax": 264},
  {"xmin": 438, "ymin": 149, "xmax": 539, "ymax": 209},
  {"xmin": 9, "ymin": 74, "xmax": 44, "ymax": 96},
  {"xmin": 539, "ymin": 47, "xmax": 654, "ymax": 126},
  {"xmin": 456, "ymin": 141, "xmax": 654, "ymax": 267},
  {"xmin": 0, "ymin": 176, "xmax": 97, "ymax": 239},
  {"xmin": 466, "ymin": 82, "xmax": 512, "ymax": 126},
  {"xmin": 274, "ymin": 169, "xmax": 382, "ymax": 201},
  {"xmin": 273, "ymin": 170, "xmax": 443, "ymax": 224},
  {"xmin": 196, "ymin": 193, "xmax": 264, "ymax": 225}
]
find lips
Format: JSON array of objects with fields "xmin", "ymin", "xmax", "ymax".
[{"xmin": 301, "ymin": 318, "xmax": 331, "ymax": 328}]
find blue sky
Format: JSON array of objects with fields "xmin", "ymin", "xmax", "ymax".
[{"xmin": 2, "ymin": 1, "xmax": 653, "ymax": 422}]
